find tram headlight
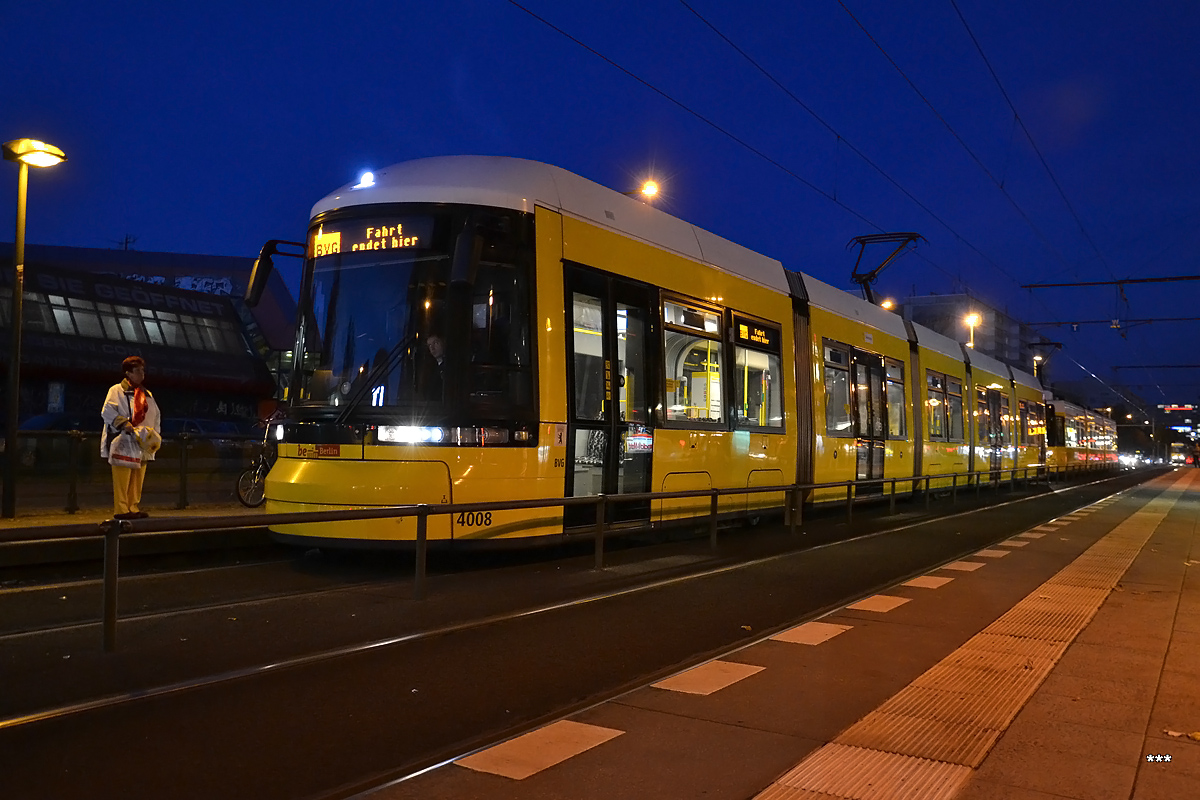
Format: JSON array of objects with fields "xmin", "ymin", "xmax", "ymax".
[{"xmin": 377, "ymin": 425, "xmax": 445, "ymax": 444}]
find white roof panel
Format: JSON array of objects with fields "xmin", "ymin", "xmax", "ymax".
[
  {"xmin": 909, "ymin": 323, "xmax": 965, "ymax": 361},
  {"xmin": 310, "ymin": 155, "xmax": 788, "ymax": 293},
  {"xmin": 800, "ymin": 270, "xmax": 911, "ymax": 340}
]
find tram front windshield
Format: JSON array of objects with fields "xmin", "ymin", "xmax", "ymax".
[{"xmin": 293, "ymin": 207, "xmax": 534, "ymax": 424}]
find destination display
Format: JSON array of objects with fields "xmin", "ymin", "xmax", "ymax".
[
  {"xmin": 309, "ymin": 216, "xmax": 434, "ymax": 258},
  {"xmin": 732, "ymin": 315, "xmax": 780, "ymax": 352}
]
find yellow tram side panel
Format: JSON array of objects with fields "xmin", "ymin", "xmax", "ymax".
[
  {"xmin": 559, "ymin": 214, "xmax": 796, "ymax": 524},
  {"xmin": 917, "ymin": 347, "xmax": 971, "ymax": 489},
  {"xmin": 969, "ymin": 365, "xmax": 1016, "ymax": 475},
  {"xmin": 807, "ymin": 306, "xmax": 914, "ymax": 505},
  {"xmin": 266, "ymin": 436, "xmax": 570, "ymax": 542}
]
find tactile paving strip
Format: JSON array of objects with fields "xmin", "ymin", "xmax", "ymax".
[{"xmin": 755, "ymin": 471, "xmax": 1194, "ymax": 799}]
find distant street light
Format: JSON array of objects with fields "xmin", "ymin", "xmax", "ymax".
[
  {"xmin": 623, "ymin": 179, "xmax": 660, "ymax": 202},
  {"xmin": 3, "ymin": 138, "xmax": 67, "ymax": 519},
  {"xmin": 880, "ymin": 298, "xmax": 895, "ymax": 310},
  {"xmin": 964, "ymin": 312, "xmax": 981, "ymax": 349}
]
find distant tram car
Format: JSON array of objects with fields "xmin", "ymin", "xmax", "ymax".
[{"xmin": 248, "ymin": 156, "xmax": 1112, "ymax": 547}]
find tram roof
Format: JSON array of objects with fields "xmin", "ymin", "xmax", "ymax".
[{"xmin": 311, "ymin": 155, "xmax": 790, "ymax": 294}]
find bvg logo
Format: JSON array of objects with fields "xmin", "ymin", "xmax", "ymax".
[{"xmin": 311, "ymin": 230, "xmax": 341, "ymax": 257}]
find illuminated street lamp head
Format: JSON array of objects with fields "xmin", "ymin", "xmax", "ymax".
[
  {"xmin": 2, "ymin": 138, "xmax": 67, "ymax": 168},
  {"xmin": 639, "ymin": 179, "xmax": 659, "ymax": 200},
  {"xmin": 880, "ymin": 298, "xmax": 895, "ymax": 310},
  {"xmin": 964, "ymin": 312, "xmax": 981, "ymax": 327}
]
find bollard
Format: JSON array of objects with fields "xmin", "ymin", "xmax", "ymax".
[
  {"xmin": 102, "ymin": 519, "xmax": 124, "ymax": 653},
  {"xmin": 594, "ymin": 496, "xmax": 606, "ymax": 570},
  {"xmin": 176, "ymin": 433, "xmax": 190, "ymax": 509},
  {"xmin": 709, "ymin": 491, "xmax": 719, "ymax": 549},
  {"xmin": 66, "ymin": 430, "xmax": 81, "ymax": 514},
  {"xmin": 413, "ymin": 508, "xmax": 428, "ymax": 600}
]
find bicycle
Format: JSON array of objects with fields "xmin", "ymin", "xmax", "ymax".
[{"xmin": 236, "ymin": 413, "xmax": 283, "ymax": 507}]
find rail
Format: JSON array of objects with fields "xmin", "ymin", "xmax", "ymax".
[{"xmin": 0, "ymin": 460, "xmax": 1124, "ymax": 652}]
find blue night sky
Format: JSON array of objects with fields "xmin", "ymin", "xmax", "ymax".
[{"xmin": 3, "ymin": 0, "xmax": 1199, "ymax": 410}]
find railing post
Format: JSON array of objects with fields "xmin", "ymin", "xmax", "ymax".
[
  {"xmin": 413, "ymin": 507, "xmax": 428, "ymax": 600},
  {"xmin": 975, "ymin": 472, "xmax": 982, "ymax": 497},
  {"xmin": 177, "ymin": 433, "xmax": 190, "ymax": 509},
  {"xmin": 924, "ymin": 476, "xmax": 931, "ymax": 509},
  {"xmin": 788, "ymin": 486, "xmax": 801, "ymax": 534},
  {"xmin": 846, "ymin": 483, "xmax": 854, "ymax": 524},
  {"xmin": 65, "ymin": 430, "xmax": 81, "ymax": 514},
  {"xmin": 951, "ymin": 473, "xmax": 958, "ymax": 504},
  {"xmin": 709, "ymin": 490, "xmax": 719, "ymax": 549},
  {"xmin": 889, "ymin": 479, "xmax": 896, "ymax": 515},
  {"xmin": 594, "ymin": 495, "xmax": 606, "ymax": 570},
  {"xmin": 101, "ymin": 518, "xmax": 124, "ymax": 653}
]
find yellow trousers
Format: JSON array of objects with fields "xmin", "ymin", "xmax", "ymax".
[{"xmin": 111, "ymin": 463, "xmax": 149, "ymax": 515}]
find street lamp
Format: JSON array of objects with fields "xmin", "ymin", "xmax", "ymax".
[
  {"xmin": 3, "ymin": 138, "xmax": 67, "ymax": 518},
  {"xmin": 964, "ymin": 312, "xmax": 981, "ymax": 349},
  {"xmin": 623, "ymin": 179, "xmax": 660, "ymax": 202}
]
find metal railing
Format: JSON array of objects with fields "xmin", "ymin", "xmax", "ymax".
[
  {"xmin": 3, "ymin": 428, "xmax": 260, "ymax": 513},
  {"xmin": 0, "ymin": 459, "xmax": 1123, "ymax": 652}
]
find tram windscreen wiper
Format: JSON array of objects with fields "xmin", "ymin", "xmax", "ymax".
[{"xmin": 334, "ymin": 334, "xmax": 416, "ymax": 426}]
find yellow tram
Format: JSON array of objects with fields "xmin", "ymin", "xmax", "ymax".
[{"xmin": 247, "ymin": 156, "xmax": 1107, "ymax": 546}]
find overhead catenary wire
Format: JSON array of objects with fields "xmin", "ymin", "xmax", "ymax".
[
  {"xmin": 506, "ymin": 1, "xmax": 1167, "ymax": 408},
  {"xmin": 947, "ymin": 0, "xmax": 1118, "ymax": 283}
]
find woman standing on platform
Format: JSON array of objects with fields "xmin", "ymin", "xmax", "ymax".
[{"xmin": 100, "ymin": 356, "xmax": 162, "ymax": 519}]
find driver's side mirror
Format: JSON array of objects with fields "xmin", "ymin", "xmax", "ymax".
[{"xmin": 247, "ymin": 240, "xmax": 305, "ymax": 307}]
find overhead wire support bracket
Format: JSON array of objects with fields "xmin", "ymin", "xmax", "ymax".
[{"xmin": 847, "ymin": 232, "xmax": 925, "ymax": 305}]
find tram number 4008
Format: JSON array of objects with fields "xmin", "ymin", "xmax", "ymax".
[{"xmin": 457, "ymin": 511, "xmax": 493, "ymax": 527}]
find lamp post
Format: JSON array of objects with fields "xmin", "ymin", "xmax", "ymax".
[
  {"xmin": 3, "ymin": 138, "xmax": 67, "ymax": 518},
  {"xmin": 623, "ymin": 179, "xmax": 659, "ymax": 202},
  {"xmin": 965, "ymin": 312, "xmax": 981, "ymax": 349}
]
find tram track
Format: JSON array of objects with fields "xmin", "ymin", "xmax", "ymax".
[
  {"xmin": 0, "ymin": 470, "xmax": 1158, "ymax": 800},
  {"xmin": 1, "ymin": 472, "xmax": 1149, "ymax": 723}
]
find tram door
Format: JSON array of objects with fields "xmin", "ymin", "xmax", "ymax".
[
  {"xmin": 565, "ymin": 268, "xmax": 654, "ymax": 528},
  {"xmin": 976, "ymin": 387, "xmax": 1003, "ymax": 479},
  {"xmin": 852, "ymin": 351, "xmax": 887, "ymax": 492}
]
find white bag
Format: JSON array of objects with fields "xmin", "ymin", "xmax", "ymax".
[{"xmin": 108, "ymin": 431, "xmax": 144, "ymax": 468}]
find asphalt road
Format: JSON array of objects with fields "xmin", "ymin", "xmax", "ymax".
[{"xmin": 0, "ymin": 469, "xmax": 1160, "ymax": 799}]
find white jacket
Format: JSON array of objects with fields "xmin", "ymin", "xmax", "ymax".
[{"xmin": 101, "ymin": 381, "xmax": 162, "ymax": 461}]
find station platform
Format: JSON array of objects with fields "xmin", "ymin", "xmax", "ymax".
[{"xmin": 374, "ymin": 468, "xmax": 1200, "ymax": 800}]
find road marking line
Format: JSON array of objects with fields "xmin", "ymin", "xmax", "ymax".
[
  {"xmin": 652, "ymin": 660, "xmax": 764, "ymax": 695},
  {"xmin": 904, "ymin": 575, "xmax": 954, "ymax": 589},
  {"xmin": 975, "ymin": 549, "xmax": 1010, "ymax": 558},
  {"xmin": 455, "ymin": 720, "xmax": 623, "ymax": 780},
  {"xmin": 999, "ymin": 540, "xmax": 1028, "ymax": 547},
  {"xmin": 771, "ymin": 621, "xmax": 852, "ymax": 645},
  {"xmin": 847, "ymin": 594, "xmax": 911, "ymax": 613},
  {"xmin": 942, "ymin": 561, "xmax": 986, "ymax": 572},
  {"xmin": 1017, "ymin": 532, "xmax": 1046, "ymax": 539}
]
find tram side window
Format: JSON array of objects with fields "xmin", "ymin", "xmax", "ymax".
[
  {"xmin": 1019, "ymin": 401, "xmax": 1030, "ymax": 446},
  {"xmin": 947, "ymin": 379, "xmax": 964, "ymax": 441},
  {"xmin": 733, "ymin": 347, "xmax": 783, "ymax": 429},
  {"xmin": 926, "ymin": 371, "xmax": 946, "ymax": 440},
  {"xmin": 1065, "ymin": 417, "xmax": 1080, "ymax": 447},
  {"xmin": 573, "ymin": 293, "xmax": 606, "ymax": 420},
  {"xmin": 976, "ymin": 387, "xmax": 990, "ymax": 445},
  {"xmin": 886, "ymin": 359, "xmax": 906, "ymax": 438},
  {"xmin": 1000, "ymin": 395, "xmax": 1011, "ymax": 446},
  {"xmin": 1030, "ymin": 403, "xmax": 1046, "ymax": 448},
  {"xmin": 824, "ymin": 342, "xmax": 852, "ymax": 436},
  {"xmin": 663, "ymin": 300, "xmax": 723, "ymax": 424}
]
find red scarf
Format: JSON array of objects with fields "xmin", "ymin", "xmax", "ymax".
[{"xmin": 132, "ymin": 387, "xmax": 148, "ymax": 426}]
